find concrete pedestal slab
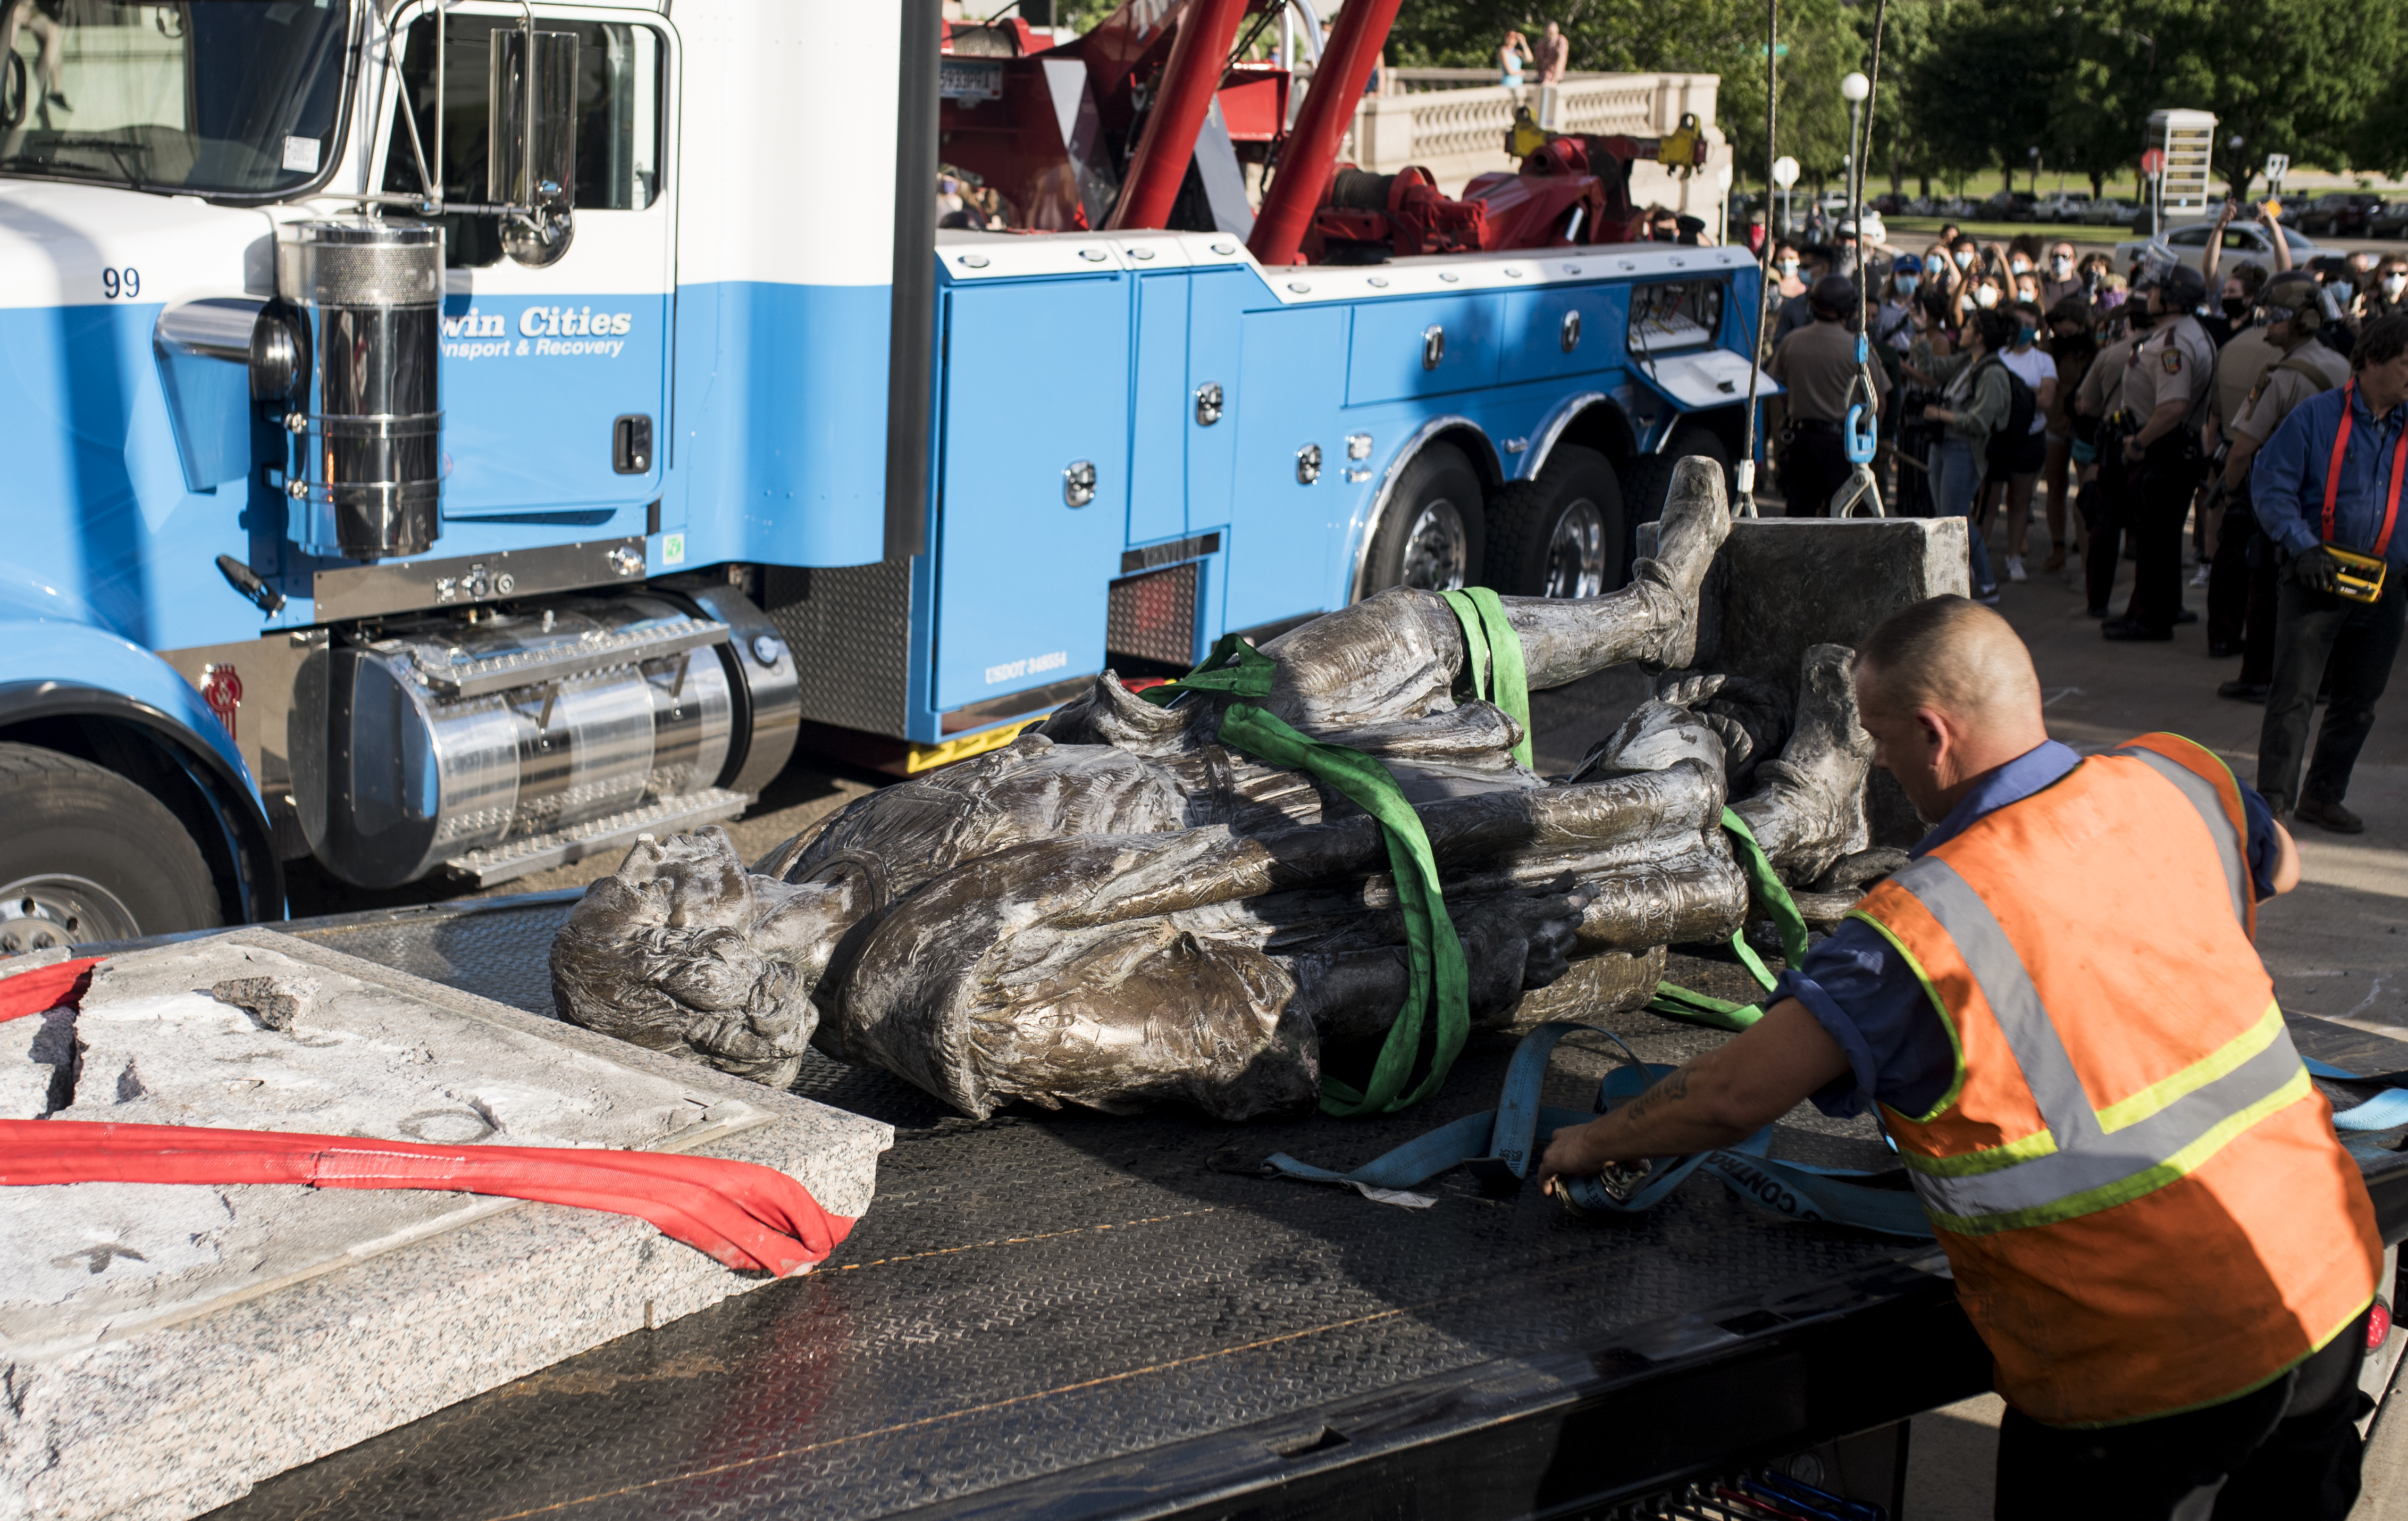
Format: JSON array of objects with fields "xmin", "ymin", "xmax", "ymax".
[{"xmin": 0, "ymin": 931, "xmax": 891, "ymax": 1521}]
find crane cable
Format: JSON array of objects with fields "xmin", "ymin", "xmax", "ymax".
[
  {"xmin": 1852, "ymin": 0, "xmax": 1892, "ymax": 442},
  {"xmin": 1736, "ymin": 0, "xmax": 1776, "ymax": 517}
]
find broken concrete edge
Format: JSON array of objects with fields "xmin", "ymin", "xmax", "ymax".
[
  {"xmin": 25, "ymin": 927, "xmax": 896, "ymax": 1219},
  {"xmin": 8, "ymin": 1112, "xmax": 871, "ymax": 1521},
  {"xmin": 3, "ymin": 929, "xmax": 897, "ymax": 1521}
]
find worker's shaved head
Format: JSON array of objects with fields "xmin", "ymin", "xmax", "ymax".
[{"xmin": 1857, "ymin": 596, "xmax": 2042, "ymax": 722}]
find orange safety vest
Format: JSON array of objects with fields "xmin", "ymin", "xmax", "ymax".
[{"xmin": 1851, "ymin": 733, "xmax": 2380, "ymax": 1427}]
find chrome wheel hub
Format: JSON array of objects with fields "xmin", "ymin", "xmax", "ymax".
[
  {"xmin": 0, "ymin": 875, "xmax": 140, "ymax": 957},
  {"xmin": 1542, "ymin": 499, "xmax": 1609, "ymax": 599},
  {"xmin": 1399, "ymin": 500, "xmax": 1470, "ymax": 592}
]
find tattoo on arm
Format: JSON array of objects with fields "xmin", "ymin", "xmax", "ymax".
[{"xmin": 1612, "ymin": 1067, "xmax": 1691, "ymax": 1130}]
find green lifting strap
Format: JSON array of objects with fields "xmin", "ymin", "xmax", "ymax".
[
  {"xmin": 1645, "ymin": 808, "xmax": 1813, "ymax": 1033},
  {"xmin": 1142, "ymin": 635, "xmax": 1471, "ymax": 1116},
  {"xmin": 1439, "ymin": 588, "xmax": 1534, "ymax": 769}
]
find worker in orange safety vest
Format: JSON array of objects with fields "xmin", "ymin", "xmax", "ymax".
[{"xmin": 1539, "ymin": 594, "xmax": 2382, "ymax": 1520}]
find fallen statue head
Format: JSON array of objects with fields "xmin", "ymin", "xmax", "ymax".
[{"xmin": 549, "ymin": 829, "xmax": 870, "ymax": 1089}]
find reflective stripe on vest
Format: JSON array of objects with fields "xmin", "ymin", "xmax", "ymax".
[
  {"xmin": 1881, "ymin": 853, "xmax": 2309, "ymax": 1235},
  {"xmin": 2100, "ymin": 743, "xmax": 2250, "ymax": 932}
]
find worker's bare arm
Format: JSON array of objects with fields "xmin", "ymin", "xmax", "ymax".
[
  {"xmin": 1534, "ymin": 999, "xmax": 1852, "ymax": 1190},
  {"xmin": 2269, "ymin": 818, "xmax": 2301, "ymax": 896}
]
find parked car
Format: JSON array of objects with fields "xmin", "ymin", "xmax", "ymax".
[
  {"xmin": 2034, "ymin": 192, "xmax": 2093, "ymax": 223},
  {"xmin": 1872, "ymin": 192, "xmax": 1906, "ymax": 216},
  {"xmin": 1836, "ymin": 212, "xmax": 1887, "ymax": 245},
  {"xmin": 2297, "ymin": 192, "xmax": 2386, "ymax": 237},
  {"xmin": 2114, "ymin": 220, "xmax": 2320, "ymax": 286},
  {"xmin": 2082, "ymin": 198, "xmax": 2136, "ymax": 226},
  {"xmin": 2370, "ymin": 200, "xmax": 2408, "ymax": 240}
]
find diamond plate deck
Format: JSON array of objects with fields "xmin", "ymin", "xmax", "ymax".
[{"xmin": 188, "ymin": 894, "xmax": 2408, "ymax": 1521}]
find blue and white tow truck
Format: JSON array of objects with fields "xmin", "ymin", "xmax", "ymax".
[{"xmin": 0, "ymin": 0, "xmax": 1770, "ymax": 946}]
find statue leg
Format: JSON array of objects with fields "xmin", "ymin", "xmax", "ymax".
[
  {"xmin": 1247, "ymin": 458, "xmax": 1733, "ymax": 733},
  {"xmin": 1504, "ymin": 456, "xmax": 1732, "ymax": 688},
  {"xmin": 1730, "ymin": 644, "xmax": 1877, "ymax": 885}
]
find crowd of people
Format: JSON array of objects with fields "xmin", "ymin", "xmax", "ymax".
[{"xmin": 1763, "ymin": 198, "xmax": 2408, "ymax": 834}]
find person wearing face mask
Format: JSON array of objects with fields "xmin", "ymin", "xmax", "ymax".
[
  {"xmin": 1876, "ymin": 254, "xmax": 1922, "ymax": 355},
  {"xmin": 1773, "ymin": 239, "xmax": 1807, "ymax": 299},
  {"xmin": 1951, "ymin": 238, "xmax": 1979, "ymax": 278},
  {"xmin": 2103, "ymin": 264, "xmax": 2218, "ymax": 641},
  {"xmin": 1908, "ymin": 307, "xmax": 2018, "ymax": 601},
  {"xmin": 1772, "ymin": 244, "xmax": 1835, "ymax": 349},
  {"xmin": 2364, "ymin": 258, "xmax": 2408, "ymax": 327},
  {"xmin": 2075, "ymin": 299, "xmax": 2150, "ymax": 614},
  {"xmin": 2210, "ymin": 272, "xmax": 2350, "ymax": 700},
  {"xmin": 1972, "ymin": 279, "xmax": 2003, "ymax": 312},
  {"xmin": 2039, "ymin": 299, "xmax": 2097, "ymax": 573},
  {"xmin": 1978, "ymin": 301, "xmax": 2059, "ymax": 583},
  {"xmin": 2195, "ymin": 266, "xmax": 2278, "ymax": 593},
  {"xmin": 2040, "ymin": 243, "xmax": 2083, "ymax": 311}
]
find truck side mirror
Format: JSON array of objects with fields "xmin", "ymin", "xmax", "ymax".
[{"xmin": 487, "ymin": 25, "xmax": 578, "ymax": 267}]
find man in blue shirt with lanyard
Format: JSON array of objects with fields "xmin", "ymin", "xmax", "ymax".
[{"xmin": 2248, "ymin": 314, "xmax": 2408, "ymax": 832}]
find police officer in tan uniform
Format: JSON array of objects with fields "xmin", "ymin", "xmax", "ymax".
[
  {"xmin": 2104, "ymin": 265, "xmax": 2219, "ymax": 639},
  {"xmin": 2212, "ymin": 273, "xmax": 2352, "ymax": 698}
]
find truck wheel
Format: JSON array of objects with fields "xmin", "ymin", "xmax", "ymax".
[
  {"xmin": 1363, "ymin": 443, "xmax": 1484, "ymax": 596},
  {"xmin": 0, "ymin": 742, "xmax": 221, "ymax": 955},
  {"xmin": 1486, "ymin": 446, "xmax": 1626, "ymax": 597},
  {"xmin": 1620, "ymin": 424, "xmax": 1734, "ymax": 557}
]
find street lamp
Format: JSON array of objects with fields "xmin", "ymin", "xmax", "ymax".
[
  {"xmin": 1772, "ymin": 154, "xmax": 1800, "ymax": 238},
  {"xmin": 1839, "ymin": 72, "xmax": 1870, "ymax": 240}
]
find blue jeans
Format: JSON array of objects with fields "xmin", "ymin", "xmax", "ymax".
[{"xmin": 1933, "ymin": 438, "xmax": 1998, "ymax": 595}]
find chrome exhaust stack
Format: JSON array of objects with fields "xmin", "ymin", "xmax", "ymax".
[{"xmin": 270, "ymin": 220, "xmax": 446, "ymax": 563}]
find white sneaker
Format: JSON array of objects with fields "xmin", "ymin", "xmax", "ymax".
[
  {"xmin": 2006, "ymin": 556, "xmax": 2028, "ymax": 583},
  {"xmin": 2190, "ymin": 565, "xmax": 2211, "ymax": 587}
]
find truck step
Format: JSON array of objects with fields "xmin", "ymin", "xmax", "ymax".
[
  {"xmin": 441, "ymin": 787, "xmax": 751, "ymax": 887},
  {"xmin": 409, "ymin": 616, "xmax": 731, "ymax": 698}
]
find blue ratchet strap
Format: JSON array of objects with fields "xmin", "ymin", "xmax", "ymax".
[
  {"xmin": 1265, "ymin": 1019, "xmax": 1936, "ymax": 1238},
  {"xmin": 2304, "ymin": 1057, "xmax": 2408, "ymax": 1133}
]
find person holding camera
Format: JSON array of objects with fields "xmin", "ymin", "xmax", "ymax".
[
  {"xmin": 1910, "ymin": 307, "xmax": 2019, "ymax": 601},
  {"xmin": 2244, "ymin": 314, "xmax": 2408, "ymax": 832}
]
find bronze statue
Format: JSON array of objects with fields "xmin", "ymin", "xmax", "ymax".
[{"xmin": 551, "ymin": 460, "xmax": 1877, "ymax": 1119}]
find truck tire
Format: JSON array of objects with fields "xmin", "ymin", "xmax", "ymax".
[
  {"xmin": 0, "ymin": 742, "xmax": 221, "ymax": 955},
  {"xmin": 1486, "ymin": 446, "xmax": 1626, "ymax": 597},
  {"xmin": 1620, "ymin": 424, "xmax": 1734, "ymax": 559},
  {"xmin": 1362, "ymin": 443, "xmax": 1485, "ymax": 596}
]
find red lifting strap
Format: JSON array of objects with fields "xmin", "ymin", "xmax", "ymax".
[
  {"xmin": 0, "ymin": 956, "xmax": 852, "ymax": 1276},
  {"xmin": 1, "ymin": 1120, "xmax": 855, "ymax": 1276},
  {"xmin": 0, "ymin": 956, "xmax": 104, "ymax": 1022},
  {"xmin": 2322, "ymin": 380, "xmax": 2406, "ymax": 559}
]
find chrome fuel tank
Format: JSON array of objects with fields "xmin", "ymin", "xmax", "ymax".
[{"xmin": 292, "ymin": 597, "xmax": 733, "ymax": 888}]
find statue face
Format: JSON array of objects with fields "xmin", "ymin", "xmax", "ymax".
[{"xmin": 549, "ymin": 828, "xmax": 870, "ymax": 1085}]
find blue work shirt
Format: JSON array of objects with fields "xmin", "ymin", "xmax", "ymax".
[
  {"xmin": 1772, "ymin": 740, "xmax": 2283, "ymax": 1121},
  {"xmin": 2251, "ymin": 380, "xmax": 2408, "ymax": 568}
]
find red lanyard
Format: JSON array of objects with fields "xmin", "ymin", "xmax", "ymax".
[{"xmin": 2323, "ymin": 381, "xmax": 2406, "ymax": 558}]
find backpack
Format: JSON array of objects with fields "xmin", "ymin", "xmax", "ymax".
[{"xmin": 1974, "ymin": 356, "xmax": 2038, "ymax": 477}]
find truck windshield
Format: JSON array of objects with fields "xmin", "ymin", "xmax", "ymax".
[{"xmin": 0, "ymin": 0, "xmax": 349, "ymax": 198}]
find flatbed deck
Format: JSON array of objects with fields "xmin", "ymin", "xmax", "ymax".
[{"xmin": 170, "ymin": 891, "xmax": 2408, "ymax": 1521}]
